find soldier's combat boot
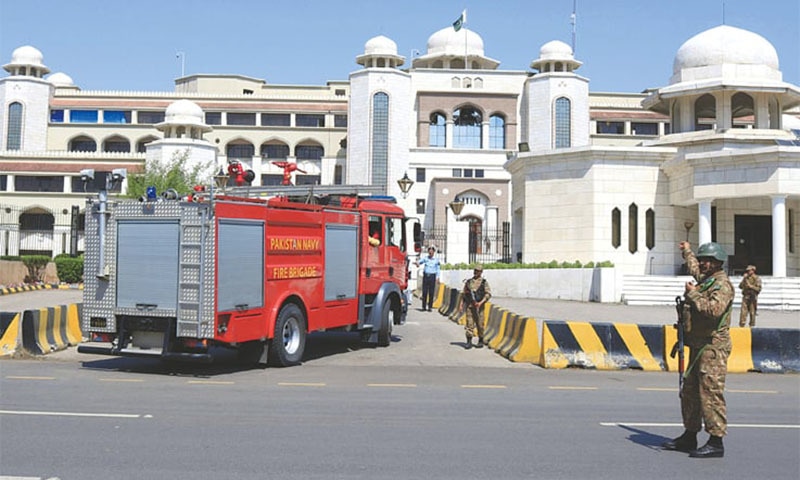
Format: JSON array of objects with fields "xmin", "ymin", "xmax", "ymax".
[
  {"xmin": 465, "ymin": 337, "xmax": 473, "ymax": 349},
  {"xmin": 661, "ymin": 430, "xmax": 697, "ymax": 453},
  {"xmin": 689, "ymin": 435, "xmax": 724, "ymax": 458},
  {"xmin": 475, "ymin": 337, "xmax": 484, "ymax": 348}
]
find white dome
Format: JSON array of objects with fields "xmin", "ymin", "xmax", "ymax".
[
  {"xmin": 673, "ymin": 25, "xmax": 779, "ymax": 78},
  {"xmin": 4, "ymin": 45, "xmax": 50, "ymax": 75},
  {"xmin": 426, "ymin": 26, "xmax": 485, "ymax": 57},
  {"xmin": 157, "ymin": 99, "xmax": 210, "ymax": 132},
  {"xmin": 10, "ymin": 45, "xmax": 46, "ymax": 67},
  {"xmin": 166, "ymin": 99, "xmax": 203, "ymax": 121},
  {"xmin": 364, "ymin": 35, "xmax": 398, "ymax": 56},
  {"xmin": 530, "ymin": 39, "xmax": 582, "ymax": 71},
  {"xmin": 47, "ymin": 72, "xmax": 74, "ymax": 87},
  {"xmin": 538, "ymin": 40, "xmax": 574, "ymax": 61}
]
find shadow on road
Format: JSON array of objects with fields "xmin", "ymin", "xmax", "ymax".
[
  {"xmin": 77, "ymin": 331, "xmax": 403, "ymax": 377},
  {"xmin": 616, "ymin": 424, "xmax": 671, "ymax": 451}
]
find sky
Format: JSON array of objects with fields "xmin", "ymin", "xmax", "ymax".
[{"xmin": 1, "ymin": 0, "xmax": 798, "ymax": 94}]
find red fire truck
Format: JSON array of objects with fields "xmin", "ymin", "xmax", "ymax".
[{"xmin": 78, "ymin": 184, "xmax": 420, "ymax": 366}]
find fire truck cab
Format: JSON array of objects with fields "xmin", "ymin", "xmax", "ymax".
[{"xmin": 78, "ymin": 184, "xmax": 419, "ymax": 367}]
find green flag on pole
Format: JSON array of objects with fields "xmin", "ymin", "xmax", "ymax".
[{"xmin": 452, "ymin": 10, "xmax": 466, "ymax": 31}]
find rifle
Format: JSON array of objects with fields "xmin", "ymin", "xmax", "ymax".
[
  {"xmin": 670, "ymin": 296, "xmax": 686, "ymax": 397},
  {"xmin": 462, "ymin": 280, "xmax": 478, "ymax": 309}
]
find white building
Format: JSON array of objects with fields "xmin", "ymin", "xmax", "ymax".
[{"xmin": 1, "ymin": 22, "xmax": 799, "ymax": 279}]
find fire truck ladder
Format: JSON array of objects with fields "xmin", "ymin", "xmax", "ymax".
[
  {"xmin": 223, "ymin": 184, "xmax": 386, "ymax": 201},
  {"xmin": 176, "ymin": 206, "xmax": 209, "ymax": 338}
]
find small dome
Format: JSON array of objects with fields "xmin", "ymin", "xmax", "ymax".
[
  {"xmin": 426, "ymin": 26, "xmax": 485, "ymax": 57},
  {"xmin": 47, "ymin": 72, "xmax": 74, "ymax": 87},
  {"xmin": 166, "ymin": 99, "xmax": 204, "ymax": 122},
  {"xmin": 10, "ymin": 45, "xmax": 46, "ymax": 67},
  {"xmin": 356, "ymin": 34, "xmax": 404, "ymax": 68},
  {"xmin": 156, "ymin": 99, "xmax": 211, "ymax": 133},
  {"xmin": 538, "ymin": 40, "xmax": 574, "ymax": 61},
  {"xmin": 530, "ymin": 39, "xmax": 582, "ymax": 72},
  {"xmin": 673, "ymin": 25, "xmax": 779, "ymax": 77},
  {"xmin": 3, "ymin": 45, "xmax": 50, "ymax": 75},
  {"xmin": 364, "ymin": 35, "xmax": 398, "ymax": 56}
]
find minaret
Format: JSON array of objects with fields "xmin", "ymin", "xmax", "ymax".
[
  {"xmin": 148, "ymin": 99, "xmax": 217, "ymax": 183},
  {"xmin": 524, "ymin": 40, "xmax": 589, "ymax": 151},
  {"xmin": 347, "ymin": 35, "xmax": 411, "ymax": 199},
  {"xmin": 0, "ymin": 45, "xmax": 53, "ymax": 151}
]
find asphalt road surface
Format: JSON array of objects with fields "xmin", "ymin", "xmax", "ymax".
[{"xmin": 1, "ymin": 292, "xmax": 799, "ymax": 480}]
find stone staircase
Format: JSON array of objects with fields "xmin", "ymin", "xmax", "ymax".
[{"xmin": 621, "ymin": 275, "xmax": 800, "ymax": 310}]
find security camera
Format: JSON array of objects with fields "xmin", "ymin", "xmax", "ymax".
[
  {"xmin": 111, "ymin": 168, "xmax": 127, "ymax": 182},
  {"xmin": 80, "ymin": 169, "xmax": 95, "ymax": 183}
]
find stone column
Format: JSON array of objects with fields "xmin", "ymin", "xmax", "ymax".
[
  {"xmin": 772, "ymin": 195, "xmax": 787, "ymax": 277},
  {"xmin": 445, "ymin": 121, "xmax": 454, "ymax": 149},
  {"xmin": 698, "ymin": 200, "xmax": 712, "ymax": 246},
  {"xmin": 715, "ymin": 91, "xmax": 732, "ymax": 131}
]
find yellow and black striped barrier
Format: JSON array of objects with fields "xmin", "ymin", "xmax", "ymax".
[
  {"xmin": 541, "ymin": 320, "xmax": 665, "ymax": 371},
  {"xmin": 431, "ymin": 282, "xmax": 445, "ymax": 310},
  {"xmin": 666, "ymin": 326, "xmax": 800, "ymax": 374},
  {"xmin": 19, "ymin": 304, "xmax": 83, "ymax": 355},
  {"xmin": 1, "ymin": 312, "xmax": 21, "ymax": 357},
  {"xmin": 0, "ymin": 283, "xmax": 82, "ymax": 296}
]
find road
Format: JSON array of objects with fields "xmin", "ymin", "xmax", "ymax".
[{"xmin": 1, "ymin": 293, "xmax": 799, "ymax": 480}]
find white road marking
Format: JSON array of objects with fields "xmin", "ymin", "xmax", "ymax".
[
  {"xmin": 0, "ymin": 409, "xmax": 144, "ymax": 419},
  {"xmin": 367, "ymin": 383, "xmax": 417, "ymax": 388},
  {"xmin": 600, "ymin": 422, "xmax": 800, "ymax": 429}
]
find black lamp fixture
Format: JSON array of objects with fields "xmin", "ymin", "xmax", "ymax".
[
  {"xmin": 397, "ymin": 172, "xmax": 414, "ymax": 199},
  {"xmin": 213, "ymin": 167, "xmax": 229, "ymax": 191},
  {"xmin": 449, "ymin": 198, "xmax": 465, "ymax": 218}
]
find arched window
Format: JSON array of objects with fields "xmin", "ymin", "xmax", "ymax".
[
  {"xmin": 295, "ymin": 144, "xmax": 324, "ymax": 160},
  {"xmin": 646, "ymin": 208, "xmax": 655, "ymax": 250},
  {"xmin": 103, "ymin": 135, "xmax": 130, "ymax": 153},
  {"xmin": 226, "ymin": 142, "xmax": 254, "ymax": 160},
  {"xmin": 611, "ymin": 208, "xmax": 621, "ymax": 249},
  {"xmin": 628, "ymin": 203, "xmax": 638, "ymax": 254},
  {"xmin": 69, "ymin": 136, "xmax": 97, "ymax": 152},
  {"xmin": 453, "ymin": 106, "xmax": 482, "ymax": 149},
  {"xmin": 372, "ymin": 92, "xmax": 389, "ymax": 186},
  {"xmin": 489, "ymin": 114, "xmax": 505, "ymax": 149},
  {"xmin": 6, "ymin": 102, "xmax": 22, "ymax": 150},
  {"xmin": 731, "ymin": 92, "xmax": 754, "ymax": 128},
  {"xmin": 694, "ymin": 94, "xmax": 716, "ymax": 131},
  {"xmin": 261, "ymin": 143, "xmax": 290, "ymax": 159},
  {"xmin": 136, "ymin": 136, "xmax": 158, "ymax": 153},
  {"xmin": 555, "ymin": 97, "xmax": 571, "ymax": 148},
  {"xmin": 429, "ymin": 112, "xmax": 446, "ymax": 148}
]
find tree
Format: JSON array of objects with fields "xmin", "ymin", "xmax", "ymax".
[{"xmin": 126, "ymin": 149, "xmax": 212, "ymax": 199}]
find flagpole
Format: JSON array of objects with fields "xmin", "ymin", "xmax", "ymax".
[{"xmin": 463, "ymin": 9, "xmax": 468, "ymax": 70}]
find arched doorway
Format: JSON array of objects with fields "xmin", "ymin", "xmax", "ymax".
[{"xmin": 19, "ymin": 208, "xmax": 54, "ymax": 256}]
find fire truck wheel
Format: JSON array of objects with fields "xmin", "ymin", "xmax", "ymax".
[
  {"xmin": 268, "ymin": 304, "xmax": 306, "ymax": 367},
  {"xmin": 377, "ymin": 300, "xmax": 393, "ymax": 347}
]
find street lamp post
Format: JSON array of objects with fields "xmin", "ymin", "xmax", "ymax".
[
  {"xmin": 397, "ymin": 172, "xmax": 414, "ymax": 199},
  {"xmin": 213, "ymin": 167, "xmax": 230, "ymax": 193},
  {"xmin": 449, "ymin": 198, "xmax": 465, "ymax": 218}
]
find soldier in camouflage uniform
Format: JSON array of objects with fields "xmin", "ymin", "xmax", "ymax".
[
  {"xmin": 460, "ymin": 265, "xmax": 491, "ymax": 349},
  {"xmin": 662, "ymin": 241, "xmax": 734, "ymax": 458},
  {"xmin": 738, "ymin": 265, "xmax": 762, "ymax": 327}
]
